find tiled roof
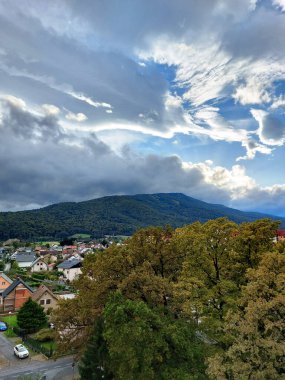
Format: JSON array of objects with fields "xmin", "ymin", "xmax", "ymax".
[
  {"xmin": 2, "ymin": 278, "xmax": 34, "ymax": 298},
  {"xmin": 57, "ymin": 259, "xmax": 82, "ymax": 269},
  {"xmin": 32, "ymin": 285, "xmax": 58, "ymax": 302}
]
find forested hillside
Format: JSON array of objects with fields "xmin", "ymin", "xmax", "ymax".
[{"xmin": 0, "ymin": 193, "xmax": 284, "ymax": 240}]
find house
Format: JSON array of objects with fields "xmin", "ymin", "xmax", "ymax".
[
  {"xmin": 276, "ymin": 230, "xmax": 285, "ymax": 241},
  {"xmin": 32, "ymin": 285, "xmax": 58, "ymax": 312},
  {"xmin": 57, "ymin": 292, "xmax": 76, "ymax": 300},
  {"xmin": 57, "ymin": 259, "xmax": 82, "ymax": 282},
  {"xmin": 0, "ymin": 278, "xmax": 33, "ymax": 312},
  {"xmin": 30, "ymin": 257, "xmax": 49, "ymax": 272},
  {"xmin": 0, "ymin": 272, "xmax": 13, "ymax": 295},
  {"xmin": 13, "ymin": 253, "xmax": 37, "ymax": 268}
]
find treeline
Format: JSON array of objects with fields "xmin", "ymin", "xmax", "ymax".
[
  {"xmin": 1, "ymin": 193, "xmax": 284, "ymax": 240},
  {"xmin": 53, "ymin": 218, "xmax": 285, "ymax": 379}
]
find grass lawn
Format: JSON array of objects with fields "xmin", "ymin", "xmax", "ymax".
[
  {"xmin": 1, "ymin": 314, "xmax": 18, "ymax": 337},
  {"xmin": 1, "ymin": 314, "xmax": 18, "ymax": 326},
  {"xmin": 41, "ymin": 340, "xmax": 57, "ymax": 350}
]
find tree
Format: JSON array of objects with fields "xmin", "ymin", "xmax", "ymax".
[
  {"xmin": 17, "ymin": 298, "xmax": 47, "ymax": 333},
  {"xmin": 173, "ymin": 219, "xmax": 239, "ymax": 346},
  {"xmin": 208, "ymin": 251, "xmax": 285, "ymax": 379},
  {"xmin": 79, "ymin": 317, "xmax": 113, "ymax": 380},
  {"xmin": 232, "ymin": 219, "xmax": 280, "ymax": 286},
  {"xmin": 8, "ymin": 260, "xmax": 22, "ymax": 278},
  {"xmin": 103, "ymin": 292, "xmax": 207, "ymax": 380}
]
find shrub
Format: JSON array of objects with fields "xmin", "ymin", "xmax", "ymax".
[{"xmin": 34, "ymin": 328, "xmax": 55, "ymax": 342}]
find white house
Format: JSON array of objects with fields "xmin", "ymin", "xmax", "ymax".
[
  {"xmin": 30, "ymin": 257, "xmax": 49, "ymax": 272},
  {"xmin": 57, "ymin": 259, "xmax": 82, "ymax": 282},
  {"xmin": 13, "ymin": 253, "xmax": 37, "ymax": 269}
]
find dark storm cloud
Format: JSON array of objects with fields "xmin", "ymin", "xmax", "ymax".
[
  {"xmin": 0, "ymin": 97, "xmax": 229, "ymax": 210},
  {"xmin": 1, "ymin": 98, "xmax": 62, "ymax": 141}
]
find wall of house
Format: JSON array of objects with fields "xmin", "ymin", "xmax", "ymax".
[
  {"xmin": 17, "ymin": 262, "xmax": 33, "ymax": 269},
  {"xmin": 0, "ymin": 275, "xmax": 11, "ymax": 291},
  {"xmin": 63, "ymin": 267, "xmax": 82, "ymax": 282},
  {"xmin": 31, "ymin": 261, "xmax": 48, "ymax": 272},
  {"xmin": 3, "ymin": 285, "xmax": 33, "ymax": 312},
  {"xmin": 37, "ymin": 291, "xmax": 58, "ymax": 311}
]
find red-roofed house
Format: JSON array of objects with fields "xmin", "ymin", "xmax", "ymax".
[{"xmin": 276, "ymin": 230, "xmax": 285, "ymax": 241}]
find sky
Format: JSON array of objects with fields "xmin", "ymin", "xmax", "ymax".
[{"xmin": 1, "ymin": 0, "xmax": 285, "ymax": 216}]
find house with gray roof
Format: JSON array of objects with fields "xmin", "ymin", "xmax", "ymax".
[
  {"xmin": 57, "ymin": 259, "xmax": 82, "ymax": 282},
  {"xmin": 13, "ymin": 253, "xmax": 37, "ymax": 268}
]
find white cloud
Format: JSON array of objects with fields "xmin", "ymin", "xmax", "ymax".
[
  {"xmin": 1, "ymin": 95, "xmax": 26, "ymax": 109},
  {"xmin": 65, "ymin": 112, "xmax": 87, "ymax": 122},
  {"xmin": 272, "ymin": 0, "xmax": 285, "ymax": 11},
  {"xmin": 42, "ymin": 104, "xmax": 60, "ymax": 115},
  {"xmin": 271, "ymin": 95, "xmax": 285, "ymax": 109},
  {"xmin": 233, "ymin": 78, "xmax": 271, "ymax": 105}
]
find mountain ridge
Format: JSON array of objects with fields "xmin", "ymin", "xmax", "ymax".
[{"xmin": 0, "ymin": 193, "xmax": 283, "ymax": 240}]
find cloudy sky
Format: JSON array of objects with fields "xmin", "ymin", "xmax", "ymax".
[{"xmin": 1, "ymin": 0, "xmax": 285, "ymax": 215}]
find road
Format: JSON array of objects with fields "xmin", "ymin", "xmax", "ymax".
[
  {"xmin": 0, "ymin": 333, "xmax": 78, "ymax": 379},
  {"xmin": 0, "ymin": 356, "xmax": 78, "ymax": 379}
]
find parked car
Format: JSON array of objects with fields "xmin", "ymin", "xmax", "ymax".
[
  {"xmin": 14, "ymin": 344, "xmax": 29, "ymax": 359},
  {"xmin": 0, "ymin": 321, "xmax": 7, "ymax": 331}
]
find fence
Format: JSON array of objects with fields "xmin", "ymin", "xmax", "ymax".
[
  {"xmin": 22, "ymin": 336, "xmax": 54, "ymax": 358},
  {"xmin": 11, "ymin": 326, "xmax": 54, "ymax": 358}
]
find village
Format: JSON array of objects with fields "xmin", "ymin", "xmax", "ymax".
[{"xmin": 0, "ymin": 235, "xmax": 125, "ymax": 315}]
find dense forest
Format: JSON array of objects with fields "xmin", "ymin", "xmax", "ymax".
[
  {"xmin": 53, "ymin": 218, "xmax": 285, "ymax": 379},
  {"xmin": 0, "ymin": 193, "xmax": 284, "ymax": 240}
]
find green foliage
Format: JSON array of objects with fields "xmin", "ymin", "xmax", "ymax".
[
  {"xmin": 17, "ymin": 298, "xmax": 47, "ymax": 333},
  {"xmin": 33, "ymin": 327, "xmax": 56, "ymax": 342},
  {"xmin": 208, "ymin": 251, "xmax": 285, "ymax": 379},
  {"xmin": 79, "ymin": 317, "xmax": 113, "ymax": 380},
  {"xmin": 53, "ymin": 218, "xmax": 282, "ymax": 379},
  {"xmin": 103, "ymin": 293, "xmax": 207, "ymax": 380},
  {"xmin": 0, "ymin": 193, "xmax": 283, "ymax": 240}
]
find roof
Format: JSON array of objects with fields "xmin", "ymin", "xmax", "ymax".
[
  {"xmin": 57, "ymin": 259, "xmax": 82, "ymax": 269},
  {"xmin": 2, "ymin": 278, "xmax": 34, "ymax": 298},
  {"xmin": 31, "ymin": 256, "xmax": 49, "ymax": 266},
  {"xmin": 0, "ymin": 272, "xmax": 13, "ymax": 284},
  {"xmin": 277, "ymin": 230, "xmax": 285, "ymax": 237},
  {"xmin": 32, "ymin": 285, "xmax": 58, "ymax": 302},
  {"xmin": 14, "ymin": 254, "xmax": 37, "ymax": 263}
]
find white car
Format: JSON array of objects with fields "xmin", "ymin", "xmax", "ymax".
[{"xmin": 14, "ymin": 344, "xmax": 29, "ymax": 359}]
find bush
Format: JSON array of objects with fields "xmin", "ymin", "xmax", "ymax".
[
  {"xmin": 17, "ymin": 298, "xmax": 47, "ymax": 333},
  {"xmin": 33, "ymin": 328, "xmax": 55, "ymax": 342}
]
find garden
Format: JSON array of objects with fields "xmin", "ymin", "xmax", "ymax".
[{"xmin": 1, "ymin": 299, "xmax": 57, "ymax": 358}]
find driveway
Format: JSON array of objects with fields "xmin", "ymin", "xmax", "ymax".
[{"xmin": 0, "ymin": 331, "xmax": 19, "ymax": 365}]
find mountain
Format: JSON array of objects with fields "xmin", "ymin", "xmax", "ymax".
[{"xmin": 0, "ymin": 193, "xmax": 283, "ymax": 240}]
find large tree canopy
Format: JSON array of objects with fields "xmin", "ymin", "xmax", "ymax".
[{"xmin": 52, "ymin": 218, "xmax": 282, "ymax": 379}]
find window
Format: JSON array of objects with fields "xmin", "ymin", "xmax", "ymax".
[
  {"xmin": 40, "ymin": 300, "xmax": 45, "ymax": 305},
  {"xmin": 2, "ymin": 282, "xmax": 5, "ymax": 285},
  {"xmin": 46, "ymin": 299, "xmax": 51, "ymax": 304}
]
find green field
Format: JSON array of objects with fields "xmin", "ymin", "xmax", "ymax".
[{"xmin": 70, "ymin": 233, "xmax": 91, "ymax": 239}]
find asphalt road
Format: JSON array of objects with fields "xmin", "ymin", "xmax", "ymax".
[
  {"xmin": 0, "ymin": 332, "xmax": 19, "ymax": 364},
  {"xmin": 0, "ymin": 356, "xmax": 78, "ymax": 379},
  {"xmin": 0, "ymin": 333, "xmax": 78, "ymax": 379}
]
